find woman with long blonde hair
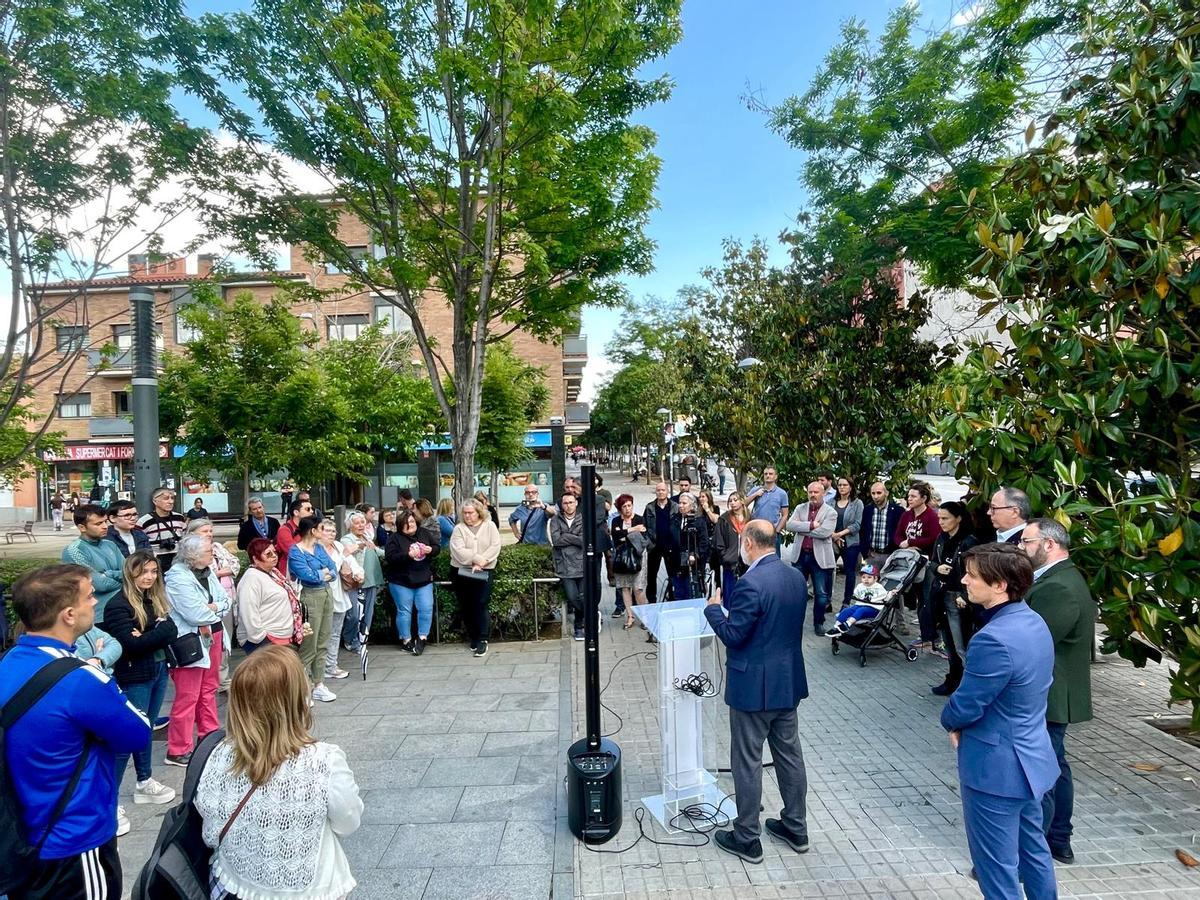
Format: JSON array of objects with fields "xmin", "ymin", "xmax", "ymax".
[
  {"xmin": 712, "ymin": 491, "xmax": 753, "ymax": 601},
  {"xmin": 103, "ymin": 550, "xmax": 179, "ymax": 807},
  {"xmin": 195, "ymin": 645, "xmax": 363, "ymax": 900}
]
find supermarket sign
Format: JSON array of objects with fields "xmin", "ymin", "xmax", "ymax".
[{"xmin": 43, "ymin": 444, "xmax": 169, "ymax": 462}]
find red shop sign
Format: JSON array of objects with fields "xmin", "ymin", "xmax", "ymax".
[{"xmin": 43, "ymin": 444, "xmax": 168, "ymax": 462}]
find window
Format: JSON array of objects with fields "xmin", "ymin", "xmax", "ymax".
[
  {"xmin": 56, "ymin": 326, "xmax": 87, "ymax": 353},
  {"xmin": 171, "ymin": 287, "xmax": 201, "ymax": 343},
  {"xmin": 374, "ymin": 302, "xmax": 412, "ymax": 335},
  {"xmin": 113, "ymin": 323, "xmax": 164, "ymax": 352},
  {"xmin": 112, "ymin": 391, "xmax": 131, "ymax": 415},
  {"xmin": 327, "ymin": 313, "xmax": 370, "ymax": 342},
  {"xmin": 324, "ymin": 245, "xmax": 370, "ymax": 275},
  {"xmin": 58, "ymin": 393, "xmax": 91, "ymax": 418}
]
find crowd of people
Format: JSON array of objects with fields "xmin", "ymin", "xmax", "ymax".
[{"xmin": 2, "ymin": 462, "xmax": 1099, "ymax": 899}]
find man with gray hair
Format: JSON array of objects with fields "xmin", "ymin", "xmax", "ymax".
[
  {"xmin": 1021, "ymin": 517, "xmax": 1096, "ymax": 864},
  {"xmin": 987, "ymin": 486, "xmax": 1031, "ymax": 544}
]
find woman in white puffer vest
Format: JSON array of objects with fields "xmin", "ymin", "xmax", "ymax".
[{"xmin": 194, "ymin": 644, "xmax": 363, "ymax": 900}]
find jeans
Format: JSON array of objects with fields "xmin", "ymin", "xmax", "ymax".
[
  {"xmin": 116, "ymin": 661, "xmax": 168, "ymax": 782},
  {"xmin": 167, "ymin": 639, "xmax": 222, "ymax": 756},
  {"xmin": 722, "ymin": 567, "xmax": 738, "ymax": 605},
  {"xmin": 389, "ymin": 582, "xmax": 434, "ymax": 640},
  {"xmin": 326, "ymin": 610, "xmax": 347, "ymax": 674},
  {"xmin": 838, "ymin": 543, "xmax": 861, "ymax": 608},
  {"xmin": 940, "ymin": 590, "xmax": 968, "ymax": 687},
  {"xmin": 342, "ymin": 585, "xmax": 379, "ymax": 649},
  {"xmin": 835, "ymin": 604, "xmax": 879, "ymax": 627},
  {"xmin": 718, "ymin": 474, "xmax": 726, "ymax": 494},
  {"xmin": 560, "ymin": 576, "xmax": 584, "ymax": 630},
  {"xmin": 795, "ymin": 551, "xmax": 833, "ymax": 629},
  {"xmin": 1042, "ymin": 722, "xmax": 1073, "ymax": 849}
]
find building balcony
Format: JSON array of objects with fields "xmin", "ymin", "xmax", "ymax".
[
  {"xmin": 565, "ymin": 402, "xmax": 590, "ymax": 426},
  {"xmin": 89, "ymin": 416, "xmax": 134, "ymax": 437},
  {"xmin": 88, "ymin": 349, "xmax": 132, "ymax": 373},
  {"xmin": 563, "ymin": 336, "xmax": 587, "ymax": 358},
  {"xmin": 563, "ymin": 358, "xmax": 585, "ymax": 377}
]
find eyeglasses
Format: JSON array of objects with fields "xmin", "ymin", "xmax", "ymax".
[
  {"xmin": 988, "ymin": 504, "xmax": 1016, "ymax": 512},
  {"xmin": 1019, "ymin": 537, "xmax": 1048, "ymax": 546},
  {"xmin": 115, "ymin": 512, "xmax": 139, "ymax": 519}
]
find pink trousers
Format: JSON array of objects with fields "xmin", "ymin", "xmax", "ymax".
[{"xmin": 166, "ymin": 639, "xmax": 223, "ymax": 756}]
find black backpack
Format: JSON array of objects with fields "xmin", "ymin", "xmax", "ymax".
[
  {"xmin": 131, "ymin": 728, "xmax": 225, "ymax": 900},
  {"xmin": 0, "ymin": 656, "xmax": 91, "ymax": 896}
]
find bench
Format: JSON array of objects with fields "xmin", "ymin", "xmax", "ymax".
[{"xmin": 4, "ymin": 520, "xmax": 36, "ymax": 544}]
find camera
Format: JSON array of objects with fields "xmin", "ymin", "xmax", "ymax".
[{"xmin": 160, "ymin": 539, "xmax": 177, "ymax": 552}]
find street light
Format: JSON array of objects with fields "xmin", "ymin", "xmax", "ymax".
[{"xmin": 656, "ymin": 407, "xmax": 674, "ymax": 484}]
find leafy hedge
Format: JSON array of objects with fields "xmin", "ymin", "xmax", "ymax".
[
  {"xmin": 2, "ymin": 547, "xmax": 560, "ymax": 645},
  {"xmin": 371, "ymin": 543, "xmax": 557, "ymax": 644}
]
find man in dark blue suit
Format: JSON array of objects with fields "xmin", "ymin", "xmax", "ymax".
[
  {"xmin": 941, "ymin": 543, "xmax": 1060, "ymax": 899},
  {"xmin": 704, "ymin": 519, "xmax": 810, "ymax": 864}
]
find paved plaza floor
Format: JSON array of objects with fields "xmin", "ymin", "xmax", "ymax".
[{"xmin": 108, "ymin": 470, "xmax": 1200, "ymax": 898}]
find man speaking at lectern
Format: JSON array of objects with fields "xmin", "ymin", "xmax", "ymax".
[{"xmin": 704, "ymin": 519, "xmax": 811, "ymax": 864}]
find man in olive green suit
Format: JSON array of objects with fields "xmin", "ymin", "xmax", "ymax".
[{"xmin": 1022, "ymin": 517, "xmax": 1097, "ymax": 865}]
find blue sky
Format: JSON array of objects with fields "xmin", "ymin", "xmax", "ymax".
[{"xmin": 182, "ymin": 1, "xmax": 964, "ymax": 399}]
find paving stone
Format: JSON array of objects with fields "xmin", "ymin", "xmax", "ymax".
[
  {"xmin": 360, "ymin": 785, "xmax": 464, "ymax": 824},
  {"xmin": 422, "ymin": 863, "xmax": 553, "ymax": 899},
  {"xmin": 379, "ymin": 821, "xmax": 503, "ymax": 868},
  {"xmin": 454, "ymin": 781, "xmax": 557, "ymax": 822},
  {"xmin": 479, "ymin": 729, "xmax": 560, "ymax": 756},
  {"xmin": 422, "ymin": 755, "xmax": 520, "ymax": 787}
]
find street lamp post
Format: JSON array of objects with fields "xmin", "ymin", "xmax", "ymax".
[{"xmin": 656, "ymin": 407, "xmax": 673, "ymax": 485}]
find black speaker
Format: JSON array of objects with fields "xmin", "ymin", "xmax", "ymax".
[
  {"xmin": 566, "ymin": 736, "xmax": 622, "ymax": 842},
  {"xmin": 565, "ymin": 465, "xmax": 623, "ymax": 844}
]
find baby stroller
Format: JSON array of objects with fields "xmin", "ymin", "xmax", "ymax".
[{"xmin": 831, "ymin": 548, "xmax": 926, "ymax": 668}]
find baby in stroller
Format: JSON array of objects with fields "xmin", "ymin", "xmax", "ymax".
[{"xmin": 825, "ymin": 563, "xmax": 889, "ymax": 636}]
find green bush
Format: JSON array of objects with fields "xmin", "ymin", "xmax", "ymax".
[
  {"xmin": 370, "ymin": 543, "xmax": 557, "ymax": 644},
  {"xmin": 2, "ymin": 559, "xmax": 62, "ymax": 630}
]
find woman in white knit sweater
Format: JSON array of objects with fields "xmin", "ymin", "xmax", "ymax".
[
  {"xmin": 195, "ymin": 644, "xmax": 362, "ymax": 900},
  {"xmin": 449, "ymin": 498, "xmax": 501, "ymax": 659}
]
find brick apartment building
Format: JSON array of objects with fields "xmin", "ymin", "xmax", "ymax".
[{"xmin": 3, "ymin": 225, "xmax": 590, "ymax": 522}]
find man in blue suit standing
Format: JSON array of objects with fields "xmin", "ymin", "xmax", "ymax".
[
  {"xmin": 941, "ymin": 542, "xmax": 1060, "ymax": 899},
  {"xmin": 704, "ymin": 519, "xmax": 810, "ymax": 864}
]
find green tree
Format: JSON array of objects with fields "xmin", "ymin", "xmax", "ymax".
[
  {"xmin": 159, "ymin": 291, "xmax": 362, "ymax": 490},
  {"xmin": 940, "ymin": 0, "xmax": 1200, "ymax": 723},
  {"xmin": 585, "ymin": 354, "xmax": 678, "ymax": 463},
  {"xmin": 677, "ymin": 239, "xmax": 937, "ymax": 494},
  {"xmin": 0, "ymin": 0, "xmax": 229, "ymax": 478},
  {"xmin": 317, "ymin": 326, "xmax": 441, "ymax": 476},
  {"xmin": 192, "ymin": 0, "xmax": 683, "ymax": 506},
  {"xmin": 472, "ymin": 342, "xmax": 549, "ymax": 488}
]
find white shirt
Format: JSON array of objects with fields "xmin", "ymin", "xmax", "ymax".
[
  {"xmin": 197, "ymin": 741, "xmax": 362, "ymax": 900},
  {"xmin": 996, "ymin": 523, "xmax": 1026, "ymax": 543}
]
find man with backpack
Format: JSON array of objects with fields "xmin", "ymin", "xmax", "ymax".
[{"xmin": 0, "ymin": 564, "xmax": 151, "ymax": 899}]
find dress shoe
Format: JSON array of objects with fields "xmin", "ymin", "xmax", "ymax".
[
  {"xmin": 764, "ymin": 818, "xmax": 809, "ymax": 853},
  {"xmin": 930, "ymin": 681, "xmax": 956, "ymax": 696},
  {"xmin": 1050, "ymin": 843, "xmax": 1074, "ymax": 863},
  {"xmin": 713, "ymin": 829, "xmax": 763, "ymax": 863}
]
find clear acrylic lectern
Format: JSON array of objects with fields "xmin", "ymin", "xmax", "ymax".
[{"xmin": 632, "ymin": 598, "xmax": 727, "ymax": 832}]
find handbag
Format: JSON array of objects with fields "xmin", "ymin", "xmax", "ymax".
[
  {"xmin": 457, "ymin": 565, "xmax": 490, "ymax": 581},
  {"xmin": 164, "ymin": 631, "xmax": 204, "ymax": 668},
  {"xmin": 613, "ymin": 540, "xmax": 642, "ymax": 575}
]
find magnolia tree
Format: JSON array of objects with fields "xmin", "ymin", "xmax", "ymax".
[{"xmin": 940, "ymin": 0, "xmax": 1200, "ymax": 723}]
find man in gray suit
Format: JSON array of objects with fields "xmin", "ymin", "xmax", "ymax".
[
  {"xmin": 705, "ymin": 520, "xmax": 810, "ymax": 864},
  {"xmin": 785, "ymin": 482, "xmax": 838, "ymax": 633}
]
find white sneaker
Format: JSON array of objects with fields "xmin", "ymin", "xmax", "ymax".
[
  {"xmin": 326, "ymin": 667, "xmax": 350, "ymax": 680},
  {"xmin": 134, "ymin": 777, "xmax": 176, "ymax": 805},
  {"xmin": 312, "ymin": 684, "xmax": 337, "ymax": 703},
  {"xmin": 116, "ymin": 805, "xmax": 131, "ymax": 836}
]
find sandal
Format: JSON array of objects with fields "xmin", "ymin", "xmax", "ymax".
[{"xmin": 624, "ymin": 617, "xmax": 635, "ymax": 629}]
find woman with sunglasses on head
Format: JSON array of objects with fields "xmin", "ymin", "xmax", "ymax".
[
  {"xmin": 829, "ymin": 476, "xmax": 863, "ymax": 611},
  {"xmin": 237, "ymin": 538, "xmax": 305, "ymax": 654}
]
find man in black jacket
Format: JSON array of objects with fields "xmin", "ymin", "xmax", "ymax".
[
  {"xmin": 643, "ymin": 481, "xmax": 679, "ymax": 604},
  {"xmin": 237, "ymin": 497, "xmax": 281, "ymax": 551},
  {"xmin": 106, "ymin": 500, "xmax": 152, "ymax": 558}
]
